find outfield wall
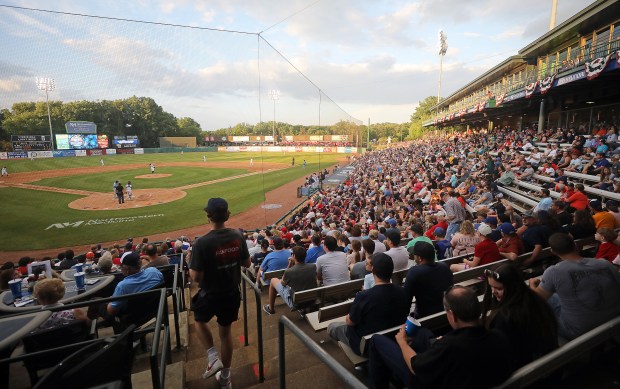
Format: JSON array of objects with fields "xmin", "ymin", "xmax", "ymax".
[{"xmin": 0, "ymin": 146, "xmax": 359, "ymax": 160}]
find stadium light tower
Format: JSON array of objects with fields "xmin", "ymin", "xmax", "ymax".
[
  {"xmin": 437, "ymin": 31, "xmax": 448, "ymax": 123},
  {"xmin": 36, "ymin": 77, "xmax": 56, "ymax": 150},
  {"xmin": 269, "ymin": 89, "xmax": 280, "ymax": 145}
]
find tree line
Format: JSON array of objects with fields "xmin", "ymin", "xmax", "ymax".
[{"xmin": 0, "ymin": 95, "xmax": 442, "ymax": 150}]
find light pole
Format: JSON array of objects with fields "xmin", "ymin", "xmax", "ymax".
[
  {"xmin": 36, "ymin": 77, "xmax": 56, "ymax": 150},
  {"xmin": 269, "ymin": 89, "xmax": 280, "ymax": 145},
  {"xmin": 437, "ymin": 31, "xmax": 448, "ymax": 124}
]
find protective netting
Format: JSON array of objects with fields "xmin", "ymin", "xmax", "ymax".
[{"xmin": 0, "ymin": 5, "xmax": 361, "ymax": 131}]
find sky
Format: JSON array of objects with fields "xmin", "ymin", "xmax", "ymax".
[{"xmin": 0, "ymin": 0, "xmax": 596, "ymax": 131}]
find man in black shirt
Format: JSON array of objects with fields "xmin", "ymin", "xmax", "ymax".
[
  {"xmin": 404, "ymin": 242, "xmax": 453, "ymax": 318},
  {"xmin": 327, "ymin": 253, "xmax": 409, "ymax": 355},
  {"xmin": 189, "ymin": 198, "xmax": 251, "ymax": 388},
  {"xmin": 368, "ymin": 286, "xmax": 513, "ymax": 389}
]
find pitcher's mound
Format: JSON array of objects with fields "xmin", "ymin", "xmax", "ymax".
[
  {"xmin": 135, "ymin": 174, "xmax": 171, "ymax": 179},
  {"xmin": 69, "ymin": 188, "xmax": 186, "ymax": 210}
]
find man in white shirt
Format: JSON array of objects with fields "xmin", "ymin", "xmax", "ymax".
[
  {"xmin": 384, "ymin": 230, "xmax": 410, "ymax": 271},
  {"xmin": 368, "ymin": 229, "xmax": 387, "ymax": 254}
]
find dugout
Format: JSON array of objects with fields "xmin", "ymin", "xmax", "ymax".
[{"xmin": 159, "ymin": 137, "xmax": 197, "ymax": 148}]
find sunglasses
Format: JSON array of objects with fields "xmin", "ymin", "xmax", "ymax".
[{"xmin": 484, "ymin": 269, "xmax": 500, "ymax": 281}]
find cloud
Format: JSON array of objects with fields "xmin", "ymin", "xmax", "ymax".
[{"xmin": 0, "ymin": 79, "xmax": 21, "ymax": 92}]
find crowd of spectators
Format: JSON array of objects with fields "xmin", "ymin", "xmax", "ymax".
[
  {"xmin": 3, "ymin": 123, "xmax": 620, "ymax": 387},
  {"xmin": 239, "ymin": 124, "xmax": 620, "ymax": 387}
]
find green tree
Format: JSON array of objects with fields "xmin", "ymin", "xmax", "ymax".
[{"xmin": 408, "ymin": 96, "xmax": 439, "ymax": 140}]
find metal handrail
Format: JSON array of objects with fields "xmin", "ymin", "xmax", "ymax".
[
  {"xmin": 278, "ymin": 316, "xmax": 366, "ymax": 389},
  {"xmin": 240, "ymin": 270, "xmax": 265, "ymax": 382},
  {"xmin": 0, "ymin": 288, "xmax": 171, "ymax": 389}
]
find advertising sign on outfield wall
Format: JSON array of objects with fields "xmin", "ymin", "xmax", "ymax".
[
  {"xmin": 88, "ymin": 149, "xmax": 103, "ymax": 156},
  {"xmin": 104, "ymin": 149, "xmax": 116, "ymax": 155},
  {"xmin": 225, "ymin": 147, "xmax": 240, "ymax": 152},
  {"xmin": 28, "ymin": 151, "xmax": 53, "ymax": 159},
  {"xmin": 53, "ymin": 150, "xmax": 76, "ymax": 157},
  {"xmin": 134, "ymin": 148, "xmax": 144, "ymax": 154},
  {"xmin": 74, "ymin": 150, "xmax": 87, "ymax": 157},
  {"xmin": 0, "ymin": 152, "xmax": 7, "ymax": 160},
  {"xmin": 7, "ymin": 152, "xmax": 28, "ymax": 159}
]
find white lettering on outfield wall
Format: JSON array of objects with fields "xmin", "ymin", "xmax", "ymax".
[{"xmin": 45, "ymin": 214, "xmax": 165, "ymax": 230}]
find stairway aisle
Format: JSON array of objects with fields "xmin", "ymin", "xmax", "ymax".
[{"xmin": 184, "ymin": 282, "xmax": 368, "ymax": 389}]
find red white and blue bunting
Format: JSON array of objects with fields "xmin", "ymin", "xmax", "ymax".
[
  {"xmin": 540, "ymin": 74, "xmax": 556, "ymax": 95},
  {"xmin": 496, "ymin": 93, "xmax": 505, "ymax": 106},
  {"xmin": 478, "ymin": 101, "xmax": 486, "ymax": 112},
  {"xmin": 525, "ymin": 81, "xmax": 538, "ymax": 99},
  {"xmin": 585, "ymin": 53, "xmax": 613, "ymax": 80}
]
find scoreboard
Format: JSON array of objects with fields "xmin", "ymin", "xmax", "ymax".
[{"xmin": 11, "ymin": 135, "xmax": 53, "ymax": 151}]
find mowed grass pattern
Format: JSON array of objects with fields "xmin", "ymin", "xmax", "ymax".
[
  {"xmin": 0, "ymin": 152, "xmax": 343, "ymax": 250},
  {"xmin": 32, "ymin": 167, "xmax": 247, "ymax": 192}
]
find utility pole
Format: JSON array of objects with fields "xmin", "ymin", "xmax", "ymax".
[
  {"xmin": 437, "ymin": 31, "xmax": 448, "ymax": 124},
  {"xmin": 549, "ymin": 0, "xmax": 558, "ymax": 30}
]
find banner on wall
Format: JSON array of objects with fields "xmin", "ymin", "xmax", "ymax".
[
  {"xmin": 0, "ymin": 152, "xmax": 7, "ymax": 160},
  {"xmin": 7, "ymin": 151, "xmax": 28, "ymax": 159},
  {"xmin": 104, "ymin": 149, "xmax": 116, "ymax": 155},
  {"xmin": 231, "ymin": 136, "xmax": 250, "ymax": 142},
  {"xmin": 87, "ymin": 149, "xmax": 103, "ymax": 156},
  {"xmin": 53, "ymin": 150, "xmax": 76, "ymax": 157},
  {"xmin": 115, "ymin": 148, "xmax": 135, "ymax": 154},
  {"xmin": 134, "ymin": 148, "xmax": 144, "ymax": 154},
  {"xmin": 75, "ymin": 150, "xmax": 87, "ymax": 157},
  {"xmin": 28, "ymin": 151, "xmax": 53, "ymax": 159}
]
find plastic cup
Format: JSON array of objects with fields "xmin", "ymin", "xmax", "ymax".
[
  {"xmin": 74, "ymin": 272, "xmax": 86, "ymax": 289},
  {"xmin": 405, "ymin": 316, "xmax": 420, "ymax": 337},
  {"xmin": 8, "ymin": 279, "xmax": 22, "ymax": 299},
  {"xmin": 74, "ymin": 264, "xmax": 83, "ymax": 273}
]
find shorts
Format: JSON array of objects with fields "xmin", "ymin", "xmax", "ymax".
[
  {"xmin": 191, "ymin": 290, "xmax": 241, "ymax": 326},
  {"xmin": 275, "ymin": 283, "xmax": 293, "ymax": 308}
]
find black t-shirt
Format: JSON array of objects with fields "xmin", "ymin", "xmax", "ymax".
[
  {"xmin": 521, "ymin": 224, "xmax": 550, "ymax": 253},
  {"xmin": 411, "ymin": 327, "xmax": 512, "ymax": 389},
  {"xmin": 403, "ymin": 263, "xmax": 454, "ymax": 318},
  {"xmin": 252, "ymin": 250, "xmax": 271, "ymax": 266},
  {"xmin": 190, "ymin": 228, "xmax": 249, "ymax": 295},
  {"xmin": 346, "ymin": 283, "xmax": 409, "ymax": 355}
]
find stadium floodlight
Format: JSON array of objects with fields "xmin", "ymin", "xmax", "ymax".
[
  {"xmin": 436, "ymin": 31, "xmax": 448, "ymax": 125},
  {"xmin": 269, "ymin": 89, "xmax": 280, "ymax": 145},
  {"xmin": 36, "ymin": 77, "xmax": 56, "ymax": 151}
]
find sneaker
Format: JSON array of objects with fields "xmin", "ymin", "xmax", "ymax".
[
  {"xmin": 202, "ymin": 357, "xmax": 223, "ymax": 379},
  {"xmin": 262, "ymin": 304, "xmax": 275, "ymax": 315},
  {"xmin": 215, "ymin": 371, "xmax": 232, "ymax": 389}
]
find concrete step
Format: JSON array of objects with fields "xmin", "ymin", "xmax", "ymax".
[{"xmin": 131, "ymin": 360, "xmax": 185, "ymax": 389}]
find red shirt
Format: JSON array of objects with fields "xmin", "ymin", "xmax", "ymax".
[
  {"xmin": 596, "ymin": 242, "xmax": 620, "ymax": 263},
  {"xmin": 566, "ymin": 191, "xmax": 589, "ymax": 210},
  {"xmin": 425, "ymin": 221, "xmax": 448, "ymax": 239},
  {"xmin": 474, "ymin": 238, "xmax": 502, "ymax": 266}
]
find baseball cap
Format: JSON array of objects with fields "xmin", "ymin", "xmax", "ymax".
[
  {"xmin": 204, "ymin": 197, "xmax": 228, "ymax": 213},
  {"xmin": 522, "ymin": 210, "xmax": 536, "ymax": 218},
  {"xmin": 121, "ymin": 252, "xmax": 141, "ymax": 268},
  {"xmin": 590, "ymin": 200, "xmax": 603, "ymax": 210},
  {"xmin": 482, "ymin": 216, "xmax": 498, "ymax": 226},
  {"xmin": 478, "ymin": 223, "xmax": 493, "ymax": 237},
  {"xmin": 498, "ymin": 222, "xmax": 516, "ymax": 235},
  {"xmin": 388, "ymin": 219, "xmax": 397, "ymax": 226},
  {"xmin": 85, "ymin": 251, "xmax": 95, "ymax": 260},
  {"xmin": 433, "ymin": 227, "xmax": 446, "ymax": 237}
]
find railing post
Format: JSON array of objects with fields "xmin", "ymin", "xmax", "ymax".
[
  {"xmin": 278, "ymin": 319, "xmax": 286, "ymax": 389},
  {"xmin": 255, "ymin": 287, "xmax": 265, "ymax": 382},
  {"xmin": 241, "ymin": 274, "xmax": 249, "ymax": 347}
]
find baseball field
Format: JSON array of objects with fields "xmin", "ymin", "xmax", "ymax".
[{"xmin": 0, "ymin": 151, "xmax": 343, "ymax": 260}]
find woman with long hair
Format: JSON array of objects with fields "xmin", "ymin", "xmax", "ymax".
[
  {"xmin": 482, "ymin": 263, "xmax": 558, "ymax": 369},
  {"xmin": 565, "ymin": 209, "xmax": 597, "ymax": 240},
  {"xmin": 449, "ymin": 220, "xmax": 480, "ymax": 256}
]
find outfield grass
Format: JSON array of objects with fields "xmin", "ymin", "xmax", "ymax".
[
  {"xmin": 0, "ymin": 152, "xmax": 343, "ymax": 250},
  {"xmin": 33, "ymin": 166, "xmax": 247, "ymax": 192}
]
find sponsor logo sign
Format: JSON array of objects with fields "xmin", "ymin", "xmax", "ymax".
[
  {"xmin": 28, "ymin": 151, "xmax": 53, "ymax": 159},
  {"xmin": 45, "ymin": 214, "xmax": 165, "ymax": 230},
  {"xmin": 65, "ymin": 121, "xmax": 97, "ymax": 134}
]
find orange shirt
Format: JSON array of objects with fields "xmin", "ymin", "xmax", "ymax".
[
  {"xmin": 566, "ymin": 191, "xmax": 589, "ymax": 210},
  {"xmin": 593, "ymin": 211, "xmax": 617, "ymax": 229}
]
